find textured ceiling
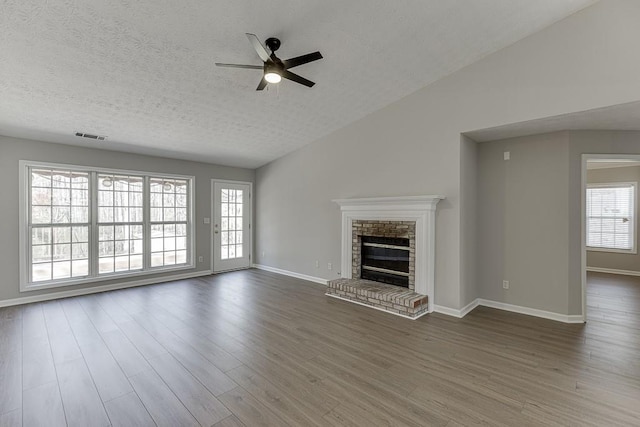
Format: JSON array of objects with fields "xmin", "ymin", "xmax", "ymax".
[{"xmin": 0, "ymin": 0, "xmax": 595, "ymax": 168}]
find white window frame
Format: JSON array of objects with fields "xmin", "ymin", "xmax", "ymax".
[
  {"xmin": 586, "ymin": 182, "xmax": 637, "ymax": 254},
  {"xmin": 19, "ymin": 160, "xmax": 195, "ymax": 292}
]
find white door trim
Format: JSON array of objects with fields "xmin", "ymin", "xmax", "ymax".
[{"xmin": 211, "ymin": 179, "xmax": 253, "ymax": 273}]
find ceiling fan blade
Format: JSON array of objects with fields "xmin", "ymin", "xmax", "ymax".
[
  {"xmin": 215, "ymin": 63, "xmax": 263, "ymax": 69},
  {"xmin": 283, "ymin": 51, "xmax": 323, "ymax": 69},
  {"xmin": 245, "ymin": 33, "xmax": 270, "ymax": 62},
  {"xmin": 281, "ymin": 70, "xmax": 315, "ymax": 87},
  {"xmin": 256, "ymin": 78, "xmax": 267, "ymax": 91}
]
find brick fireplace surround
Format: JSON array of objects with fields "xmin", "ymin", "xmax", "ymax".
[
  {"xmin": 327, "ymin": 196, "xmax": 443, "ymax": 319},
  {"xmin": 351, "ymin": 220, "xmax": 416, "ymax": 290}
]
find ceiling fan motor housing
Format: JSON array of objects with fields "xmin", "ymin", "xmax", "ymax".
[{"xmin": 265, "ymin": 37, "xmax": 281, "ymax": 52}]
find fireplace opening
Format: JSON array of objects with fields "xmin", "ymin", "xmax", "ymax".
[{"xmin": 360, "ymin": 236, "xmax": 410, "ymax": 288}]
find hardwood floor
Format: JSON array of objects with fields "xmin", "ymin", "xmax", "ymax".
[
  {"xmin": 587, "ymin": 271, "xmax": 640, "ymax": 325},
  {"xmin": 1, "ymin": 269, "xmax": 639, "ymax": 426}
]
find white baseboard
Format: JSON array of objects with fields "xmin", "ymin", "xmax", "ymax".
[
  {"xmin": 433, "ymin": 305, "xmax": 464, "ymax": 318},
  {"xmin": 460, "ymin": 298, "xmax": 481, "ymax": 317},
  {"xmin": 252, "ymin": 264, "xmax": 328, "ymax": 285},
  {"xmin": 476, "ymin": 299, "xmax": 584, "ymax": 323},
  {"xmin": 433, "ymin": 298, "xmax": 480, "ymax": 318},
  {"xmin": 325, "ymin": 293, "xmax": 429, "ymax": 320},
  {"xmin": 0, "ymin": 270, "xmax": 212, "ymax": 308},
  {"xmin": 435, "ymin": 298, "xmax": 583, "ymax": 323},
  {"xmin": 586, "ymin": 266, "xmax": 640, "ymax": 277}
]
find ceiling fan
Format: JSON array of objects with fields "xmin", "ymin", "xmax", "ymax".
[{"xmin": 216, "ymin": 33, "xmax": 323, "ymax": 90}]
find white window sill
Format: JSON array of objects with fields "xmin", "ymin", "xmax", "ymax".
[
  {"xmin": 20, "ymin": 263, "xmax": 195, "ymax": 292},
  {"xmin": 587, "ymin": 247, "xmax": 637, "ymax": 255}
]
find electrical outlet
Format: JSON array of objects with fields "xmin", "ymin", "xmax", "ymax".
[
  {"xmin": 328, "ymin": 262, "xmax": 332, "ymax": 270},
  {"xmin": 503, "ymin": 280, "xmax": 509, "ymax": 289},
  {"xmin": 504, "ymin": 151, "xmax": 510, "ymax": 161},
  {"xmin": 198, "ymin": 256, "xmax": 203, "ymax": 263},
  {"xmin": 315, "ymin": 260, "xmax": 319, "ymax": 268},
  {"xmin": 261, "ymin": 251, "xmax": 265, "ymax": 258},
  {"xmin": 204, "ymin": 217, "xmax": 210, "ymax": 224}
]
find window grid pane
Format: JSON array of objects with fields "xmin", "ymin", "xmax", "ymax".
[
  {"xmin": 150, "ymin": 178, "xmax": 189, "ymax": 267},
  {"xmin": 220, "ymin": 189, "xmax": 243, "ymax": 260},
  {"xmin": 30, "ymin": 168, "xmax": 90, "ymax": 282},
  {"xmin": 98, "ymin": 174, "xmax": 145, "ymax": 274},
  {"xmin": 587, "ymin": 184, "xmax": 635, "ymax": 251}
]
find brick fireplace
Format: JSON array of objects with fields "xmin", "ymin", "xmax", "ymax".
[
  {"xmin": 327, "ymin": 195, "xmax": 443, "ymax": 318},
  {"xmin": 352, "ymin": 220, "xmax": 415, "ymax": 289}
]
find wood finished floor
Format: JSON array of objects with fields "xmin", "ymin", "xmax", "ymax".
[{"xmin": 1, "ymin": 269, "xmax": 639, "ymax": 426}]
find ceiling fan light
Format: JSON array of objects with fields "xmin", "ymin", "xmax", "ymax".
[{"xmin": 264, "ymin": 72, "xmax": 281, "ymax": 84}]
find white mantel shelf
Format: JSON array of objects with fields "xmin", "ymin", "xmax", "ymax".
[
  {"xmin": 333, "ymin": 195, "xmax": 445, "ymax": 211},
  {"xmin": 333, "ymin": 195, "xmax": 444, "ymax": 313}
]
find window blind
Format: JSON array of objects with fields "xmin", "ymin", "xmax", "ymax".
[{"xmin": 586, "ymin": 183, "xmax": 635, "ymax": 251}]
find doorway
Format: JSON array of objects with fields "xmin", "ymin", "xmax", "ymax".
[
  {"xmin": 212, "ymin": 180, "xmax": 252, "ymax": 272},
  {"xmin": 582, "ymin": 154, "xmax": 640, "ymax": 322}
]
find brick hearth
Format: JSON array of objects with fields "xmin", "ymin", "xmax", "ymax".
[{"xmin": 326, "ymin": 278, "xmax": 428, "ymax": 319}]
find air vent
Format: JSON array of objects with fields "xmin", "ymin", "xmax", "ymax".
[{"xmin": 75, "ymin": 132, "xmax": 107, "ymax": 141}]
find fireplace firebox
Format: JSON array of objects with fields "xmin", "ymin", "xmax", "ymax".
[{"xmin": 360, "ymin": 236, "xmax": 410, "ymax": 287}]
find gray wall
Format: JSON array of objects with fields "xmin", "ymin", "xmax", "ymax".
[
  {"xmin": 477, "ymin": 132, "xmax": 571, "ymax": 314},
  {"xmin": 477, "ymin": 130, "xmax": 640, "ymax": 315},
  {"xmin": 0, "ymin": 135, "xmax": 254, "ymax": 302},
  {"xmin": 460, "ymin": 135, "xmax": 478, "ymax": 306},
  {"xmin": 586, "ymin": 164, "xmax": 640, "ymax": 273},
  {"xmin": 256, "ymin": 0, "xmax": 640, "ymax": 312}
]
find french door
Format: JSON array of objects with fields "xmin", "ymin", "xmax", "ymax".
[{"xmin": 212, "ymin": 180, "xmax": 251, "ymax": 272}]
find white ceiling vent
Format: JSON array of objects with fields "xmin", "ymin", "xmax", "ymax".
[{"xmin": 75, "ymin": 132, "xmax": 107, "ymax": 141}]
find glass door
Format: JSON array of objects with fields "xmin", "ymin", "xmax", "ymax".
[{"xmin": 212, "ymin": 181, "xmax": 251, "ymax": 272}]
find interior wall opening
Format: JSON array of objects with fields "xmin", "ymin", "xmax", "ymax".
[{"xmin": 583, "ymin": 155, "xmax": 640, "ymax": 325}]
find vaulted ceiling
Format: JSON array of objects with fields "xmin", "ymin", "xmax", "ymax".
[{"xmin": 0, "ymin": 0, "xmax": 595, "ymax": 168}]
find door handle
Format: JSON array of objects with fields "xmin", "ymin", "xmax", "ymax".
[{"xmin": 214, "ymin": 230, "xmax": 219, "ymax": 234}]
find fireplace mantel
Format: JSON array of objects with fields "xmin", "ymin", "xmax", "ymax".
[
  {"xmin": 333, "ymin": 195, "xmax": 444, "ymax": 211},
  {"xmin": 333, "ymin": 195, "xmax": 444, "ymax": 312}
]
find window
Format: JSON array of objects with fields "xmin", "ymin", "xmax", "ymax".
[
  {"xmin": 98, "ymin": 174, "xmax": 145, "ymax": 273},
  {"xmin": 587, "ymin": 183, "xmax": 636, "ymax": 252},
  {"xmin": 150, "ymin": 178, "xmax": 189, "ymax": 267},
  {"xmin": 220, "ymin": 188, "xmax": 243, "ymax": 260},
  {"xmin": 22, "ymin": 162, "xmax": 194, "ymax": 290},
  {"xmin": 30, "ymin": 169, "xmax": 90, "ymax": 282}
]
